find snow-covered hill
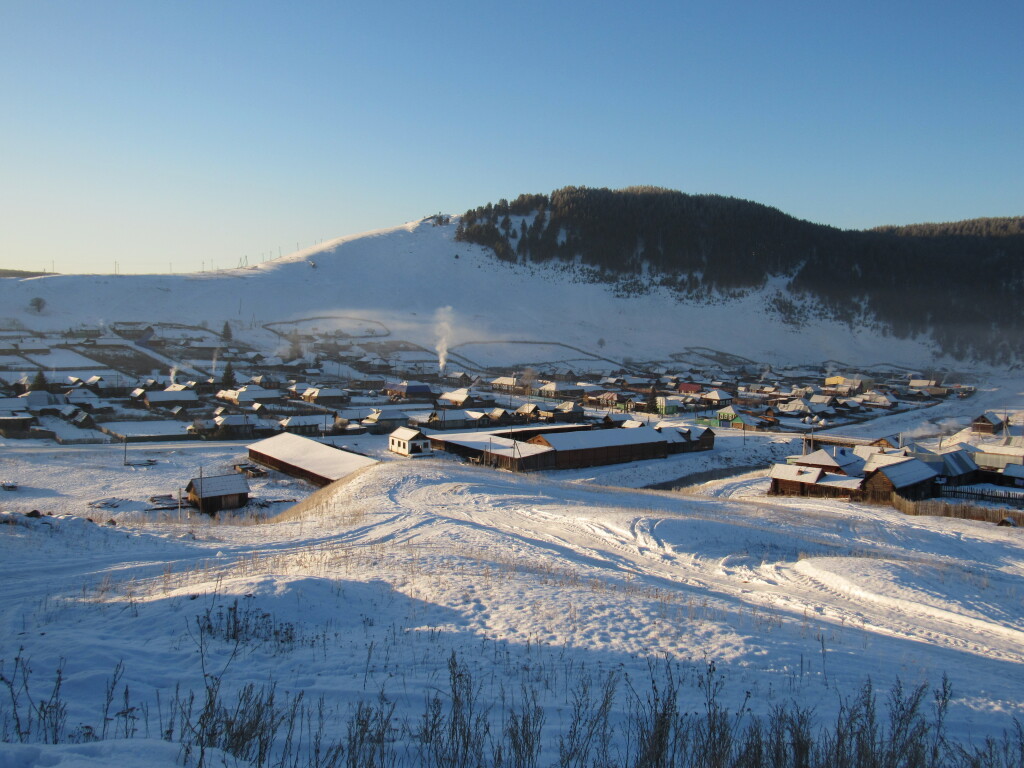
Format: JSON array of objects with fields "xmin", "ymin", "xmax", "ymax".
[{"xmin": 0, "ymin": 218, "xmax": 956, "ymax": 372}]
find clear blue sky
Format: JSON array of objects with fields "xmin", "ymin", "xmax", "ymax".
[{"xmin": 2, "ymin": 1, "xmax": 1021, "ymax": 274}]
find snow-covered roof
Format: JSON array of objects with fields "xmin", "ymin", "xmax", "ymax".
[
  {"xmin": 439, "ymin": 433, "xmax": 554, "ymax": 459},
  {"xmin": 279, "ymin": 415, "xmax": 332, "ymax": 427},
  {"xmin": 770, "ymin": 464, "xmax": 823, "ymax": 483},
  {"xmin": 390, "ymin": 427, "xmax": 426, "ymax": 441},
  {"xmin": 248, "ymin": 433, "xmax": 378, "ymax": 481},
  {"xmin": 873, "ymin": 459, "xmax": 938, "ymax": 488},
  {"xmin": 145, "ymin": 389, "xmax": 198, "ymax": 402},
  {"xmin": 701, "ymin": 389, "xmax": 732, "ymax": 401},
  {"xmin": 1003, "ymin": 463, "xmax": 1024, "ymax": 479},
  {"xmin": 534, "ymin": 429, "xmax": 666, "ymax": 451},
  {"xmin": 187, "ymin": 473, "xmax": 250, "ymax": 499}
]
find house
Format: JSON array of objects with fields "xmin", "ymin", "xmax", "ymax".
[
  {"xmin": 185, "ymin": 474, "xmax": 250, "ymax": 515},
  {"xmin": 384, "ymin": 381, "xmax": 435, "ymax": 401},
  {"xmin": 389, "ymin": 427, "xmax": 433, "ymax": 457},
  {"xmin": 971, "ymin": 412, "xmax": 1006, "ymax": 435},
  {"xmin": 552, "ymin": 401, "xmax": 586, "ymax": 422},
  {"xmin": 0, "ymin": 398, "xmax": 37, "ymax": 437},
  {"xmin": 769, "ymin": 464, "xmax": 863, "ymax": 499},
  {"xmin": 537, "ymin": 381, "xmax": 584, "ymax": 399},
  {"xmin": 409, "ymin": 409, "xmax": 474, "ymax": 431},
  {"xmin": 444, "ymin": 371, "xmax": 475, "ymax": 387},
  {"xmin": 438, "ymin": 388, "xmax": 487, "ymax": 409},
  {"xmin": 791, "ymin": 447, "xmax": 865, "ymax": 476},
  {"xmin": 654, "ymin": 423, "xmax": 715, "ymax": 453},
  {"xmin": 217, "ymin": 385, "xmax": 282, "ymax": 406},
  {"xmin": 301, "ymin": 387, "xmax": 350, "ymax": 407},
  {"xmin": 1001, "ymin": 463, "xmax": 1024, "ymax": 488},
  {"xmin": 361, "ymin": 409, "xmax": 411, "ymax": 434},
  {"xmin": 143, "ymin": 389, "xmax": 200, "ymax": 410},
  {"xmin": 248, "ymin": 432, "xmax": 378, "ymax": 486},
  {"xmin": 490, "ymin": 376, "xmax": 519, "ymax": 394},
  {"xmin": 189, "ymin": 413, "xmax": 266, "ymax": 440},
  {"xmin": 515, "ymin": 402, "xmax": 543, "ymax": 422},
  {"xmin": 907, "ymin": 446, "xmax": 980, "ymax": 486},
  {"xmin": 279, "ymin": 414, "xmax": 333, "ymax": 436},
  {"xmin": 862, "ymin": 458, "xmax": 938, "ymax": 502},
  {"xmin": 700, "ymin": 389, "xmax": 733, "ymax": 409},
  {"xmin": 859, "ymin": 391, "xmax": 899, "ymax": 409}
]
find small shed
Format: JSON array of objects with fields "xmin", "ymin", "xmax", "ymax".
[
  {"xmin": 185, "ymin": 474, "xmax": 250, "ymax": 515},
  {"xmin": 389, "ymin": 427, "xmax": 433, "ymax": 457}
]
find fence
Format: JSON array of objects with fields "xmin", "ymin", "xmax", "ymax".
[
  {"xmin": 891, "ymin": 492, "xmax": 1024, "ymax": 526},
  {"xmin": 938, "ymin": 486, "xmax": 1024, "ymax": 508}
]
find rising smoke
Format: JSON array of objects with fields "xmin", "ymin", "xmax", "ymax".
[{"xmin": 434, "ymin": 306, "xmax": 454, "ymax": 374}]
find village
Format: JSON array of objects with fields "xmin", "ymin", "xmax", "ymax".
[{"xmin": 1, "ymin": 320, "xmax": 1021, "ymax": 522}]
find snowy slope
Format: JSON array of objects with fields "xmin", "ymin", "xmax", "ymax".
[
  {"xmin": 2, "ymin": 443, "xmax": 1024, "ymax": 761},
  {"xmin": 0, "ymin": 218, "xmax": 954, "ymax": 371}
]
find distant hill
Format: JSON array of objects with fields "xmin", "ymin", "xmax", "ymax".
[
  {"xmin": 0, "ymin": 268, "xmax": 49, "ymax": 278},
  {"xmin": 455, "ymin": 187, "xmax": 1024, "ymax": 364}
]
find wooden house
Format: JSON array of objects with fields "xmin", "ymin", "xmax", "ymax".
[
  {"xmin": 515, "ymin": 402, "xmax": 543, "ymax": 422},
  {"xmin": 278, "ymin": 415, "xmax": 333, "ymax": 436},
  {"xmin": 971, "ymin": 412, "xmax": 1005, "ymax": 435},
  {"xmin": 552, "ymin": 401, "xmax": 586, "ymax": 423},
  {"xmin": 655, "ymin": 424, "xmax": 715, "ymax": 453},
  {"xmin": 384, "ymin": 381, "xmax": 434, "ymax": 401},
  {"xmin": 862, "ymin": 459, "xmax": 937, "ymax": 503},
  {"xmin": 301, "ymin": 387, "xmax": 349, "ymax": 406},
  {"xmin": 1000, "ymin": 463, "xmax": 1024, "ymax": 488},
  {"xmin": 186, "ymin": 474, "xmax": 250, "ymax": 515},
  {"xmin": 438, "ymin": 388, "xmax": 487, "ymax": 409},
  {"xmin": 769, "ymin": 464, "xmax": 863, "ymax": 499},
  {"xmin": 361, "ymin": 409, "xmax": 411, "ymax": 434}
]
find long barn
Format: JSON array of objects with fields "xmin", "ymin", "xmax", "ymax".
[
  {"xmin": 527, "ymin": 428, "xmax": 668, "ymax": 469},
  {"xmin": 248, "ymin": 432, "xmax": 378, "ymax": 486}
]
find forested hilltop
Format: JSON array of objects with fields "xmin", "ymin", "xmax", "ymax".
[{"xmin": 455, "ymin": 187, "xmax": 1024, "ymax": 364}]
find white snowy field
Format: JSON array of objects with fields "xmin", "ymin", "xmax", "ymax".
[
  {"xmin": 0, "ymin": 218, "xmax": 966, "ymax": 371},
  {"xmin": 2, "ymin": 425, "xmax": 1024, "ymax": 765}
]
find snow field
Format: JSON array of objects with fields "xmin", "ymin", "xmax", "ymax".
[{"xmin": 5, "ymin": 453, "xmax": 1023, "ymax": 765}]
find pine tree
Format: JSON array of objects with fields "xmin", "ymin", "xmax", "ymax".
[
  {"xmin": 221, "ymin": 321, "xmax": 233, "ymax": 341},
  {"xmin": 221, "ymin": 361, "xmax": 237, "ymax": 389},
  {"xmin": 29, "ymin": 370, "xmax": 48, "ymax": 391}
]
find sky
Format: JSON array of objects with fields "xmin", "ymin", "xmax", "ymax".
[{"xmin": 1, "ymin": 1, "xmax": 1021, "ymax": 275}]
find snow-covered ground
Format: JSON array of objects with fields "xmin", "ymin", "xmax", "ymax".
[
  {"xmin": 3, "ymin": 397, "xmax": 1024, "ymax": 764},
  {"xmin": 0, "ymin": 218, "xmax": 974, "ymax": 371},
  {"xmin": 2, "ymin": 219, "xmax": 1024, "ymax": 764}
]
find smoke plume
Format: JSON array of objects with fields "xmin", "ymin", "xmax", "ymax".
[{"xmin": 434, "ymin": 306, "xmax": 453, "ymax": 374}]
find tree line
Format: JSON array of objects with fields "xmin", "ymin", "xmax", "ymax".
[{"xmin": 454, "ymin": 187, "xmax": 1024, "ymax": 364}]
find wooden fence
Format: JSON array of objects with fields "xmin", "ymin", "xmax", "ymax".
[
  {"xmin": 891, "ymin": 492, "xmax": 1024, "ymax": 526},
  {"xmin": 938, "ymin": 486, "xmax": 1024, "ymax": 508}
]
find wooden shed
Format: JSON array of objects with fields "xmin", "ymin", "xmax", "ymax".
[{"xmin": 186, "ymin": 474, "xmax": 250, "ymax": 515}]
